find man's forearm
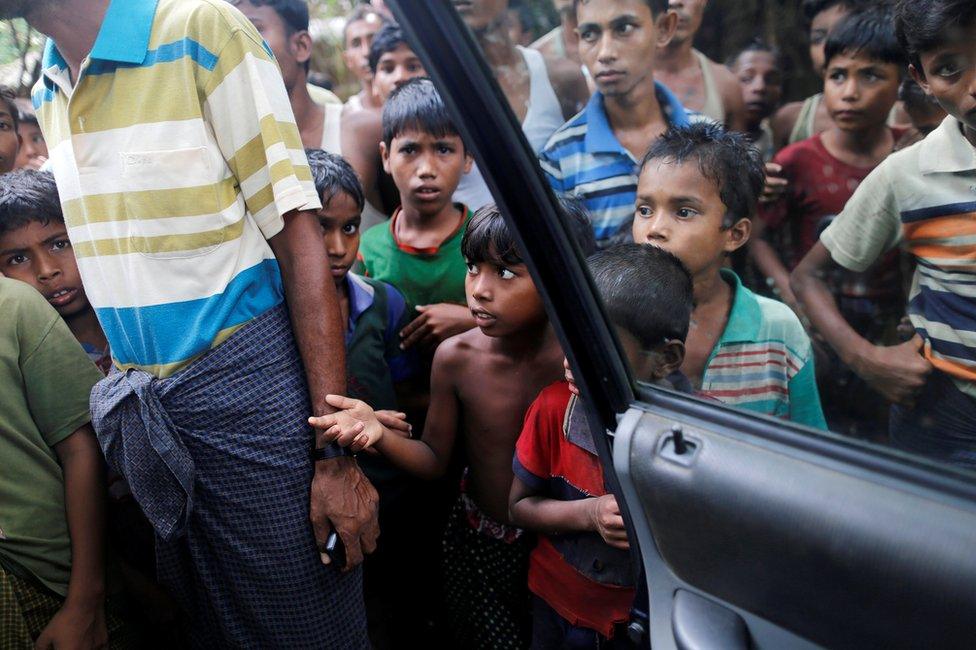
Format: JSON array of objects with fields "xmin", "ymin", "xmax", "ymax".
[
  {"xmin": 56, "ymin": 427, "xmax": 107, "ymax": 607},
  {"xmin": 270, "ymin": 210, "xmax": 347, "ymax": 437}
]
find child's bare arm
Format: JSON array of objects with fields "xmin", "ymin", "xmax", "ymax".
[
  {"xmin": 792, "ymin": 242, "xmax": 932, "ymax": 406},
  {"xmin": 37, "ymin": 424, "xmax": 108, "ymax": 649},
  {"xmin": 509, "ymin": 476, "xmax": 629, "ymax": 550}
]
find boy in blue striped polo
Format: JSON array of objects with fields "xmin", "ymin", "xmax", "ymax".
[
  {"xmin": 633, "ymin": 123, "xmax": 827, "ymax": 429},
  {"xmin": 792, "ymin": 0, "xmax": 976, "ymax": 466},
  {"xmin": 539, "ymin": 0, "xmax": 709, "ymax": 246}
]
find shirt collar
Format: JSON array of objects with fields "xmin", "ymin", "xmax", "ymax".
[
  {"xmin": 918, "ymin": 116, "xmax": 976, "ymax": 175},
  {"xmin": 583, "ymin": 82, "xmax": 691, "ymax": 156},
  {"xmin": 43, "ymin": 0, "xmax": 159, "ymax": 70},
  {"xmin": 345, "ymin": 273, "xmax": 376, "ymax": 328},
  {"xmin": 716, "ymin": 268, "xmax": 761, "ymax": 344}
]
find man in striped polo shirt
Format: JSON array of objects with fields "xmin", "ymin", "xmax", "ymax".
[
  {"xmin": 792, "ymin": 0, "xmax": 976, "ymax": 468},
  {"xmin": 538, "ymin": 0, "xmax": 708, "ymax": 245},
  {"xmin": 20, "ymin": 0, "xmax": 375, "ymax": 645}
]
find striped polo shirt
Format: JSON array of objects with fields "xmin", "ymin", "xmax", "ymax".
[
  {"xmin": 33, "ymin": 0, "xmax": 320, "ymax": 378},
  {"xmin": 821, "ymin": 116, "xmax": 976, "ymax": 399},
  {"xmin": 538, "ymin": 83, "xmax": 708, "ymax": 243},
  {"xmin": 700, "ymin": 270, "xmax": 827, "ymax": 430}
]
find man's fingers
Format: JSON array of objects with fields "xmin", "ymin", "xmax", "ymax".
[{"xmin": 340, "ymin": 531, "xmax": 365, "ymax": 571}]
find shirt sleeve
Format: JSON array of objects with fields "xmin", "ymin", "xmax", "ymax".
[
  {"xmin": 202, "ymin": 23, "xmax": 321, "ymax": 240},
  {"xmin": 383, "ymin": 283, "xmax": 417, "ymax": 383},
  {"xmin": 788, "ymin": 352, "xmax": 828, "ymax": 431},
  {"xmin": 819, "ymin": 160, "xmax": 901, "ymax": 273},
  {"xmin": 17, "ymin": 290, "xmax": 103, "ymax": 447},
  {"xmin": 513, "ymin": 388, "xmax": 564, "ymax": 492},
  {"xmin": 538, "ymin": 147, "xmax": 566, "ymax": 194}
]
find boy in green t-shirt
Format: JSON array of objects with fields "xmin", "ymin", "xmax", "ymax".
[
  {"xmin": 358, "ymin": 78, "xmax": 477, "ymax": 352},
  {"xmin": 0, "ymin": 277, "xmax": 130, "ymax": 647}
]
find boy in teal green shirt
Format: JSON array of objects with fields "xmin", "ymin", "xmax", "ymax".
[
  {"xmin": 632, "ymin": 123, "xmax": 826, "ymax": 429},
  {"xmin": 358, "ymin": 78, "xmax": 477, "ymax": 351}
]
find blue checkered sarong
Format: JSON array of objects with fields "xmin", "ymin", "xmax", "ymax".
[{"xmin": 91, "ymin": 304, "xmax": 368, "ymax": 648}]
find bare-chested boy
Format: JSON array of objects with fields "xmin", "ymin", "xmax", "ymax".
[{"xmin": 316, "ymin": 202, "xmax": 596, "ymax": 649}]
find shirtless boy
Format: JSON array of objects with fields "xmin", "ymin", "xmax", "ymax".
[
  {"xmin": 654, "ymin": 0, "xmax": 746, "ymax": 130},
  {"xmin": 317, "ymin": 204, "xmax": 596, "ymax": 648}
]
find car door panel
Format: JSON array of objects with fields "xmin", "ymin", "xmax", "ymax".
[{"xmin": 614, "ymin": 402, "xmax": 976, "ymax": 649}]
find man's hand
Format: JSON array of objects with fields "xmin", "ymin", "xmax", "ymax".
[
  {"xmin": 760, "ymin": 162, "xmax": 788, "ymax": 204},
  {"xmin": 399, "ymin": 303, "xmax": 475, "ymax": 350},
  {"xmin": 310, "ymin": 456, "xmax": 379, "ymax": 570},
  {"xmin": 587, "ymin": 494, "xmax": 629, "ymax": 550},
  {"xmin": 35, "ymin": 599, "xmax": 107, "ymax": 650},
  {"xmin": 854, "ymin": 334, "xmax": 933, "ymax": 407}
]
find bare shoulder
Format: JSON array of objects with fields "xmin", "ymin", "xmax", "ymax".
[
  {"xmin": 342, "ymin": 107, "xmax": 382, "ymax": 139},
  {"xmin": 542, "ymin": 53, "xmax": 589, "ymax": 116},
  {"xmin": 771, "ymin": 101, "xmax": 804, "ymax": 146},
  {"xmin": 710, "ymin": 61, "xmax": 741, "ymax": 99},
  {"xmin": 433, "ymin": 328, "xmax": 486, "ymax": 370}
]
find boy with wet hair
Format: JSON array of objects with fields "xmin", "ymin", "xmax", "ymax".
[
  {"xmin": 754, "ymin": 7, "xmax": 907, "ymax": 436},
  {"xmin": 728, "ymin": 40, "xmax": 784, "ymax": 162},
  {"xmin": 317, "ymin": 202, "xmax": 595, "ymax": 648},
  {"xmin": 359, "ymin": 78, "xmax": 477, "ymax": 352},
  {"xmin": 634, "ymin": 122, "xmax": 826, "ymax": 428},
  {"xmin": 792, "ymin": 0, "xmax": 976, "ymax": 466},
  {"xmin": 509, "ymin": 243, "xmax": 692, "ymax": 647}
]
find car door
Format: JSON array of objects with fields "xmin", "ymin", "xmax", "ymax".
[{"xmin": 386, "ymin": 2, "xmax": 976, "ymax": 647}]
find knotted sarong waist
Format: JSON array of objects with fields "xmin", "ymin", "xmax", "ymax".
[{"xmin": 90, "ymin": 304, "xmax": 296, "ymax": 542}]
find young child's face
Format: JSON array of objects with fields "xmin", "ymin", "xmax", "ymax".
[
  {"xmin": 466, "ymin": 256, "xmax": 546, "ymax": 337},
  {"xmin": 373, "ymin": 45, "xmax": 427, "ymax": 103},
  {"xmin": 733, "ymin": 50, "xmax": 783, "ymax": 129},
  {"xmin": 823, "ymin": 51, "xmax": 901, "ymax": 133},
  {"xmin": 317, "ymin": 191, "xmax": 362, "ymax": 288},
  {"xmin": 632, "ymin": 160, "xmax": 749, "ymax": 278},
  {"xmin": 14, "ymin": 121, "xmax": 47, "ymax": 171},
  {"xmin": 808, "ymin": 4, "xmax": 849, "ymax": 74},
  {"xmin": 381, "ymin": 129, "xmax": 472, "ymax": 215},
  {"xmin": 0, "ymin": 220, "xmax": 90, "ymax": 318},
  {"xmin": 576, "ymin": 0, "xmax": 675, "ymax": 99},
  {"xmin": 0, "ymin": 106, "xmax": 19, "ymax": 174},
  {"xmin": 913, "ymin": 23, "xmax": 976, "ymax": 134}
]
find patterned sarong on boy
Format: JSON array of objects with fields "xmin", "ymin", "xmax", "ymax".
[
  {"xmin": 90, "ymin": 305, "xmax": 368, "ymax": 649},
  {"xmin": 442, "ymin": 472, "xmax": 533, "ymax": 650}
]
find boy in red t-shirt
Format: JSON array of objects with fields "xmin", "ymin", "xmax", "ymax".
[
  {"xmin": 749, "ymin": 8, "xmax": 907, "ymax": 437},
  {"xmin": 510, "ymin": 244, "xmax": 693, "ymax": 648}
]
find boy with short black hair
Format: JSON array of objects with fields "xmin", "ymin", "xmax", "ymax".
[
  {"xmin": 509, "ymin": 243, "xmax": 692, "ymax": 647},
  {"xmin": 634, "ymin": 122, "xmax": 826, "ymax": 428},
  {"xmin": 317, "ymin": 202, "xmax": 595, "ymax": 648},
  {"xmin": 368, "ymin": 21, "xmax": 428, "ymax": 105},
  {"xmin": 792, "ymin": 0, "xmax": 976, "ymax": 465},
  {"xmin": 753, "ymin": 8, "xmax": 906, "ymax": 436},
  {"xmin": 771, "ymin": 0, "xmax": 868, "ymax": 148},
  {"xmin": 359, "ymin": 78, "xmax": 477, "ymax": 351},
  {"xmin": 0, "ymin": 169, "xmax": 110, "ymax": 372}
]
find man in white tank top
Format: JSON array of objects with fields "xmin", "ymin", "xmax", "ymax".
[
  {"xmin": 453, "ymin": 0, "xmax": 592, "ymax": 210},
  {"xmin": 652, "ymin": 0, "xmax": 746, "ymax": 130}
]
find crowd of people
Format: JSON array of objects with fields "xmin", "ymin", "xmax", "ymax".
[{"xmin": 0, "ymin": 0, "xmax": 974, "ymax": 647}]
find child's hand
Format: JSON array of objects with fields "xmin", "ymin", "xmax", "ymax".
[
  {"xmin": 35, "ymin": 598, "xmax": 108, "ymax": 650},
  {"xmin": 588, "ymin": 494, "xmax": 629, "ymax": 550},
  {"xmin": 855, "ymin": 335, "xmax": 933, "ymax": 407},
  {"xmin": 308, "ymin": 395, "xmax": 385, "ymax": 453},
  {"xmin": 400, "ymin": 303, "xmax": 475, "ymax": 350},
  {"xmin": 760, "ymin": 162, "xmax": 788, "ymax": 204},
  {"xmin": 375, "ymin": 410, "xmax": 413, "ymax": 438}
]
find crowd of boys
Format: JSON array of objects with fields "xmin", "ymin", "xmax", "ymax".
[{"xmin": 0, "ymin": 0, "xmax": 973, "ymax": 647}]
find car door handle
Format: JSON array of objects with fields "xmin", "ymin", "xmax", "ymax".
[{"xmin": 672, "ymin": 589, "xmax": 749, "ymax": 650}]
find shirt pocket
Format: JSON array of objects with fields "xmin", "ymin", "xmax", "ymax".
[{"xmin": 119, "ymin": 147, "xmax": 229, "ymax": 260}]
